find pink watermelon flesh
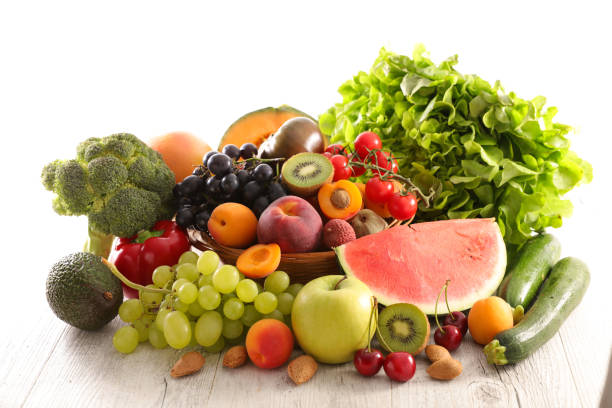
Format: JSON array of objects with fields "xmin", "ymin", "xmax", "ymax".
[{"xmin": 335, "ymin": 218, "xmax": 506, "ymax": 315}]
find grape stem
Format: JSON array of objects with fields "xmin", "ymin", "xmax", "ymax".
[{"xmin": 102, "ymin": 259, "xmax": 171, "ymax": 295}]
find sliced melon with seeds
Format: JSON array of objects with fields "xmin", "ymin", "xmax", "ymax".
[{"xmin": 281, "ymin": 153, "xmax": 333, "ymax": 197}]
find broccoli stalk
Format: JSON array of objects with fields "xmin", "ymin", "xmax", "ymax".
[
  {"xmin": 84, "ymin": 224, "xmax": 116, "ymax": 258},
  {"xmin": 41, "ymin": 133, "xmax": 177, "ymax": 257}
]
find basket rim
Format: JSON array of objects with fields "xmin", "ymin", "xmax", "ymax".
[{"xmin": 187, "ymin": 228, "xmax": 337, "ymax": 260}]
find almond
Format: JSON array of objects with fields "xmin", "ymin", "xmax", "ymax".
[
  {"xmin": 170, "ymin": 351, "xmax": 206, "ymax": 378},
  {"xmin": 427, "ymin": 358, "xmax": 462, "ymax": 380},
  {"xmin": 223, "ymin": 345, "xmax": 248, "ymax": 368},
  {"xmin": 287, "ymin": 355, "xmax": 318, "ymax": 385},
  {"xmin": 425, "ymin": 344, "xmax": 451, "ymax": 363}
]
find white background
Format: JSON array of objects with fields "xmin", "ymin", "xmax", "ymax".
[{"xmin": 1, "ymin": 0, "xmax": 610, "ymax": 385}]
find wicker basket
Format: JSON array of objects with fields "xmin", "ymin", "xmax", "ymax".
[{"xmin": 187, "ymin": 229, "xmax": 341, "ymax": 283}]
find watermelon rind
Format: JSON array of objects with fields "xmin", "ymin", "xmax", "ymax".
[{"xmin": 335, "ymin": 219, "xmax": 507, "ymax": 315}]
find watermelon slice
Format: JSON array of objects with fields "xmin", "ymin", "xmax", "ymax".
[{"xmin": 335, "ymin": 218, "xmax": 506, "ymax": 314}]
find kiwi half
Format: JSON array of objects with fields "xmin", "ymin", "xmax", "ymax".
[
  {"xmin": 281, "ymin": 152, "xmax": 334, "ymax": 196},
  {"xmin": 376, "ymin": 303, "xmax": 430, "ymax": 354}
]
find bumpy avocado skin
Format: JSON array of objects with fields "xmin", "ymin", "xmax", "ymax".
[{"xmin": 46, "ymin": 252, "xmax": 123, "ymax": 330}]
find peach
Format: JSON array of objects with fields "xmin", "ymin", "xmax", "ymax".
[
  {"xmin": 257, "ymin": 196, "xmax": 322, "ymax": 253},
  {"xmin": 208, "ymin": 203, "xmax": 257, "ymax": 248},
  {"xmin": 246, "ymin": 319, "xmax": 294, "ymax": 369}
]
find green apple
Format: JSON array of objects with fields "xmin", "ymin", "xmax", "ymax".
[{"xmin": 291, "ymin": 275, "xmax": 375, "ymax": 364}]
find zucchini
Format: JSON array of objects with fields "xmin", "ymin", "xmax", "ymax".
[
  {"xmin": 498, "ymin": 233, "xmax": 561, "ymax": 309},
  {"xmin": 484, "ymin": 257, "xmax": 589, "ymax": 365}
]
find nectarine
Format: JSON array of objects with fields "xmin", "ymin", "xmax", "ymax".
[{"xmin": 246, "ymin": 319, "xmax": 294, "ymax": 369}]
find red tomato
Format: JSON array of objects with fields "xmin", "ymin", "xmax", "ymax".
[
  {"xmin": 322, "ymin": 151, "xmax": 333, "ymax": 159},
  {"xmin": 384, "ymin": 151, "xmax": 399, "ymax": 173},
  {"xmin": 365, "ymin": 176, "xmax": 394, "ymax": 204},
  {"xmin": 325, "ymin": 143, "xmax": 347, "ymax": 156},
  {"xmin": 354, "ymin": 131, "xmax": 382, "ymax": 159},
  {"xmin": 387, "ymin": 192, "xmax": 418, "ymax": 220},
  {"xmin": 331, "ymin": 154, "xmax": 351, "ymax": 181},
  {"xmin": 368, "ymin": 150, "xmax": 390, "ymax": 176},
  {"xmin": 349, "ymin": 153, "xmax": 366, "ymax": 177}
]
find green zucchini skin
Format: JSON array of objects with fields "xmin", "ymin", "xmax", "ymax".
[
  {"xmin": 499, "ymin": 233, "xmax": 561, "ymax": 309},
  {"xmin": 485, "ymin": 257, "xmax": 590, "ymax": 365}
]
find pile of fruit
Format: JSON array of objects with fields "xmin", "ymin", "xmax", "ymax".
[{"xmin": 40, "ymin": 46, "xmax": 592, "ymax": 386}]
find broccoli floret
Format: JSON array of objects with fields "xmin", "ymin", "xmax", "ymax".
[{"xmin": 42, "ymin": 133, "xmax": 177, "ymax": 257}]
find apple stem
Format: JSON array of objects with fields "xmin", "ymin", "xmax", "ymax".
[
  {"xmin": 333, "ymin": 276, "xmax": 347, "ymax": 290},
  {"xmin": 434, "ymin": 280, "xmax": 449, "ymax": 335},
  {"xmin": 444, "ymin": 279, "xmax": 455, "ymax": 321}
]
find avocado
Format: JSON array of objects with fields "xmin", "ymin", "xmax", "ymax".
[{"xmin": 46, "ymin": 252, "xmax": 123, "ymax": 330}]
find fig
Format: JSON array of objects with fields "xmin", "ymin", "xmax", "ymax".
[
  {"xmin": 258, "ymin": 117, "xmax": 325, "ymax": 159},
  {"xmin": 349, "ymin": 209, "xmax": 387, "ymax": 238}
]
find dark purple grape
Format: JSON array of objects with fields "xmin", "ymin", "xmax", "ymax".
[
  {"xmin": 253, "ymin": 163, "xmax": 273, "ymax": 183},
  {"xmin": 178, "ymin": 196, "xmax": 192, "ymax": 207},
  {"xmin": 203, "ymin": 151, "xmax": 218, "ymax": 167},
  {"xmin": 192, "ymin": 166, "xmax": 205, "ymax": 176},
  {"xmin": 242, "ymin": 180, "xmax": 261, "ymax": 203},
  {"xmin": 173, "ymin": 183, "xmax": 182, "ymax": 198},
  {"xmin": 175, "ymin": 208, "xmax": 195, "ymax": 228},
  {"xmin": 220, "ymin": 173, "xmax": 239, "ymax": 194},
  {"xmin": 180, "ymin": 175, "xmax": 204, "ymax": 196},
  {"xmin": 267, "ymin": 182, "xmax": 286, "ymax": 202},
  {"xmin": 207, "ymin": 153, "xmax": 232, "ymax": 176},
  {"xmin": 194, "ymin": 210, "xmax": 211, "ymax": 231},
  {"xmin": 190, "ymin": 194, "xmax": 205, "ymax": 206},
  {"xmin": 252, "ymin": 196, "xmax": 270, "ymax": 218},
  {"xmin": 236, "ymin": 169, "xmax": 250, "ymax": 186},
  {"xmin": 205, "ymin": 176, "xmax": 222, "ymax": 195},
  {"xmin": 222, "ymin": 144, "xmax": 241, "ymax": 160},
  {"xmin": 239, "ymin": 143, "xmax": 258, "ymax": 159}
]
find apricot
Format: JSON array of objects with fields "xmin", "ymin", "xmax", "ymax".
[
  {"xmin": 208, "ymin": 203, "xmax": 257, "ymax": 248},
  {"xmin": 246, "ymin": 319, "xmax": 294, "ymax": 369},
  {"xmin": 467, "ymin": 296, "xmax": 514, "ymax": 345},
  {"xmin": 236, "ymin": 243, "xmax": 281, "ymax": 278},
  {"xmin": 318, "ymin": 180, "xmax": 362, "ymax": 220},
  {"xmin": 149, "ymin": 131, "xmax": 211, "ymax": 183}
]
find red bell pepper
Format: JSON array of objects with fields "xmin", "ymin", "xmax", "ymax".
[{"xmin": 109, "ymin": 220, "xmax": 191, "ymax": 298}]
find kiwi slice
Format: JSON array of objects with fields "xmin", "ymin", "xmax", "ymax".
[
  {"xmin": 376, "ymin": 303, "xmax": 430, "ymax": 354},
  {"xmin": 281, "ymin": 152, "xmax": 334, "ymax": 196}
]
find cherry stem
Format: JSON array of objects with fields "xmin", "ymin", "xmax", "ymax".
[
  {"xmin": 366, "ymin": 296, "xmax": 376, "ymax": 352},
  {"xmin": 444, "ymin": 279, "xmax": 455, "ymax": 320},
  {"xmin": 434, "ymin": 280, "xmax": 450, "ymax": 335}
]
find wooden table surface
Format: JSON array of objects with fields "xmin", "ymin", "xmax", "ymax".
[{"xmin": 3, "ymin": 203, "xmax": 611, "ymax": 408}]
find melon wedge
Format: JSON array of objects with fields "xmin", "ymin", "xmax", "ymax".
[{"xmin": 335, "ymin": 218, "xmax": 506, "ymax": 314}]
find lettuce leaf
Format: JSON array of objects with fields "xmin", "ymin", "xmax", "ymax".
[{"xmin": 320, "ymin": 46, "xmax": 592, "ymax": 246}]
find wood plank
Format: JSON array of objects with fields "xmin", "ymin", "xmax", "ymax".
[
  {"xmin": 390, "ymin": 333, "xmax": 518, "ymax": 408},
  {"xmin": 0, "ymin": 311, "xmax": 67, "ymax": 407},
  {"xmin": 21, "ymin": 317, "xmax": 219, "ymax": 408},
  {"xmin": 204, "ymin": 349, "xmax": 392, "ymax": 408}
]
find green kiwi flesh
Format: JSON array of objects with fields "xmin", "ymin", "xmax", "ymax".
[
  {"xmin": 376, "ymin": 303, "xmax": 430, "ymax": 354},
  {"xmin": 281, "ymin": 152, "xmax": 334, "ymax": 196}
]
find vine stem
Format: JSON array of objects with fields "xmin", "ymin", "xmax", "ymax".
[{"xmin": 102, "ymin": 259, "xmax": 171, "ymax": 295}]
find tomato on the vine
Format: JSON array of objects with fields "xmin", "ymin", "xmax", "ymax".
[
  {"xmin": 325, "ymin": 143, "xmax": 347, "ymax": 156},
  {"xmin": 365, "ymin": 176, "xmax": 394, "ymax": 204},
  {"xmin": 349, "ymin": 153, "xmax": 366, "ymax": 177},
  {"xmin": 331, "ymin": 154, "xmax": 352, "ymax": 181},
  {"xmin": 354, "ymin": 132, "xmax": 382, "ymax": 159},
  {"xmin": 387, "ymin": 192, "xmax": 418, "ymax": 220},
  {"xmin": 322, "ymin": 151, "xmax": 333, "ymax": 160},
  {"xmin": 384, "ymin": 151, "xmax": 399, "ymax": 173},
  {"xmin": 368, "ymin": 151, "xmax": 390, "ymax": 176}
]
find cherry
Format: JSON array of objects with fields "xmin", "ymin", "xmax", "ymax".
[
  {"xmin": 353, "ymin": 296, "xmax": 383, "ymax": 377},
  {"xmin": 443, "ymin": 311, "xmax": 468, "ymax": 336},
  {"xmin": 383, "ymin": 352, "xmax": 416, "ymax": 382},
  {"xmin": 433, "ymin": 279, "xmax": 464, "ymax": 351},
  {"xmin": 354, "ymin": 348, "xmax": 384, "ymax": 376},
  {"xmin": 434, "ymin": 325, "xmax": 463, "ymax": 351}
]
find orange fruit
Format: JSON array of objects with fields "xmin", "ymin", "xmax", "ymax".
[{"xmin": 149, "ymin": 131, "xmax": 211, "ymax": 183}]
